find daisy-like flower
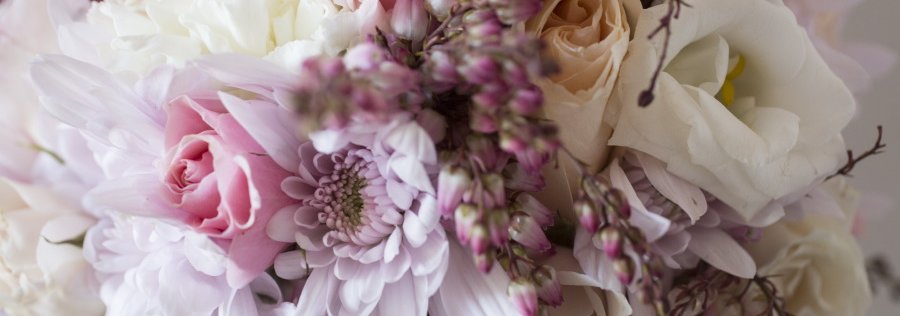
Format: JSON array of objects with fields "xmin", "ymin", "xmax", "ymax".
[
  {"xmin": 574, "ymin": 150, "xmax": 758, "ymax": 295},
  {"xmin": 266, "ymin": 115, "xmax": 449, "ymax": 315},
  {"xmin": 198, "ymin": 48, "xmax": 450, "ymax": 315},
  {"xmin": 84, "ymin": 215, "xmax": 292, "ymax": 316}
]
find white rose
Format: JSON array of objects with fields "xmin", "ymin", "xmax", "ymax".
[
  {"xmin": 524, "ymin": 0, "xmax": 634, "ymax": 218},
  {"xmin": 61, "ymin": 0, "xmax": 345, "ymax": 76},
  {"xmin": 745, "ymin": 177, "xmax": 871, "ymax": 316},
  {"xmin": 608, "ymin": 0, "xmax": 855, "ymax": 223},
  {"xmin": 0, "ymin": 179, "xmax": 103, "ymax": 315}
]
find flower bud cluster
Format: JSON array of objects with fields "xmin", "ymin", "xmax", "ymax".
[
  {"xmin": 439, "ymin": 136, "xmax": 555, "ymax": 269},
  {"xmin": 420, "ymin": 3, "xmax": 563, "ymax": 314},
  {"xmin": 575, "ymin": 172, "xmax": 668, "ymax": 314},
  {"xmin": 503, "ymin": 249, "xmax": 564, "ymax": 315},
  {"xmin": 423, "ymin": 8, "xmax": 560, "ymax": 172},
  {"xmin": 291, "ymin": 41, "xmax": 423, "ymax": 133}
]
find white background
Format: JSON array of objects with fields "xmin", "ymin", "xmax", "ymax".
[{"xmin": 845, "ymin": 1, "xmax": 899, "ymax": 314}]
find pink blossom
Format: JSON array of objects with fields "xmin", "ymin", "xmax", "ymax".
[
  {"xmin": 191, "ymin": 53, "xmax": 450, "ymax": 315},
  {"xmin": 31, "ymin": 55, "xmax": 295, "ymax": 288}
]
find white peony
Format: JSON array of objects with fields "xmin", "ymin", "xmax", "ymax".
[
  {"xmin": 0, "ymin": 179, "xmax": 103, "ymax": 316},
  {"xmin": 608, "ymin": 0, "xmax": 855, "ymax": 223},
  {"xmin": 745, "ymin": 177, "xmax": 871, "ymax": 316},
  {"xmin": 59, "ymin": 0, "xmax": 352, "ymax": 77}
]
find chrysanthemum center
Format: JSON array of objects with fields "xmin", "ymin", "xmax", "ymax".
[{"xmin": 315, "ymin": 156, "xmax": 371, "ymax": 233}]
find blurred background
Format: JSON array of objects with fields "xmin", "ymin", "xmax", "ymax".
[{"xmin": 845, "ymin": 1, "xmax": 900, "ymax": 314}]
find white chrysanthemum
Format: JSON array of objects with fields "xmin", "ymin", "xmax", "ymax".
[
  {"xmin": 84, "ymin": 215, "xmax": 290, "ymax": 316},
  {"xmin": 0, "ymin": 180, "xmax": 103, "ymax": 316},
  {"xmin": 59, "ymin": 0, "xmax": 356, "ymax": 76},
  {"xmin": 266, "ymin": 115, "xmax": 449, "ymax": 315}
]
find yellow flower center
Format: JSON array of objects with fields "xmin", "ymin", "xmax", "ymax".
[{"xmin": 719, "ymin": 55, "xmax": 745, "ymax": 106}]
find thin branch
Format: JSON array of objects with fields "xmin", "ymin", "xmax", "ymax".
[
  {"xmin": 638, "ymin": 0, "xmax": 690, "ymax": 107},
  {"xmin": 827, "ymin": 125, "xmax": 886, "ymax": 180}
]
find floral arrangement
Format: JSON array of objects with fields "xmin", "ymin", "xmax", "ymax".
[{"xmin": 0, "ymin": 0, "xmax": 893, "ymax": 315}]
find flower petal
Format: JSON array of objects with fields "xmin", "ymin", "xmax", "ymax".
[
  {"xmin": 686, "ymin": 227, "xmax": 756, "ymax": 278},
  {"xmin": 218, "ymin": 91, "xmax": 301, "ymax": 172},
  {"xmin": 429, "ymin": 239, "xmax": 518, "ymax": 316},
  {"xmin": 388, "ymin": 155, "xmax": 435, "ymax": 195},
  {"xmin": 634, "ymin": 152, "xmax": 708, "ymax": 223}
]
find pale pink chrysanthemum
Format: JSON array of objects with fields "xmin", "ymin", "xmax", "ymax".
[
  {"xmin": 575, "ymin": 151, "xmax": 758, "ymax": 294},
  {"xmin": 266, "ymin": 115, "xmax": 449, "ymax": 315},
  {"xmin": 195, "ymin": 51, "xmax": 450, "ymax": 315}
]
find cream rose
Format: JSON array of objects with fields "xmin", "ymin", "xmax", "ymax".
[
  {"xmin": 524, "ymin": 0, "xmax": 632, "ymax": 218},
  {"xmin": 0, "ymin": 179, "xmax": 103, "ymax": 315},
  {"xmin": 745, "ymin": 177, "xmax": 870, "ymax": 316},
  {"xmin": 608, "ymin": 0, "xmax": 855, "ymax": 223}
]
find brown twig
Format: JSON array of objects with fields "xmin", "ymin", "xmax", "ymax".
[
  {"xmin": 638, "ymin": 0, "xmax": 690, "ymax": 107},
  {"xmin": 667, "ymin": 265, "xmax": 792, "ymax": 316},
  {"xmin": 827, "ymin": 125, "xmax": 886, "ymax": 180}
]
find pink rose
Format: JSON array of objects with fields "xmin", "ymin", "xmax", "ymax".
[{"xmin": 161, "ymin": 95, "xmax": 295, "ymax": 287}]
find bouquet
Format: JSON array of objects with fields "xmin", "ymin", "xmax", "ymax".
[{"xmin": 1, "ymin": 0, "xmax": 894, "ymax": 315}]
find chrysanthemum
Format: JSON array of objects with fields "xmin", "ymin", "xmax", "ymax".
[
  {"xmin": 189, "ymin": 46, "xmax": 450, "ymax": 314},
  {"xmin": 574, "ymin": 151, "xmax": 758, "ymax": 294},
  {"xmin": 266, "ymin": 115, "xmax": 449, "ymax": 315},
  {"xmin": 84, "ymin": 215, "xmax": 291, "ymax": 316}
]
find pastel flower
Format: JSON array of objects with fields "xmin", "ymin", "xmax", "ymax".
[
  {"xmin": 0, "ymin": 179, "xmax": 103, "ymax": 316},
  {"xmin": 611, "ymin": 151, "xmax": 756, "ymax": 278},
  {"xmin": 57, "ymin": 0, "xmax": 352, "ymax": 76},
  {"xmin": 428, "ymin": 239, "xmax": 520, "ymax": 316},
  {"xmin": 31, "ymin": 55, "xmax": 294, "ymax": 288},
  {"xmin": 183, "ymin": 51, "xmax": 449, "ymax": 315},
  {"xmin": 0, "ymin": 0, "xmax": 89, "ymax": 181},
  {"xmin": 608, "ymin": 0, "xmax": 855, "ymax": 223},
  {"xmin": 745, "ymin": 177, "xmax": 871, "ymax": 316},
  {"xmin": 83, "ymin": 215, "xmax": 291, "ymax": 316},
  {"xmin": 574, "ymin": 150, "xmax": 758, "ymax": 299},
  {"xmin": 264, "ymin": 115, "xmax": 448, "ymax": 315}
]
